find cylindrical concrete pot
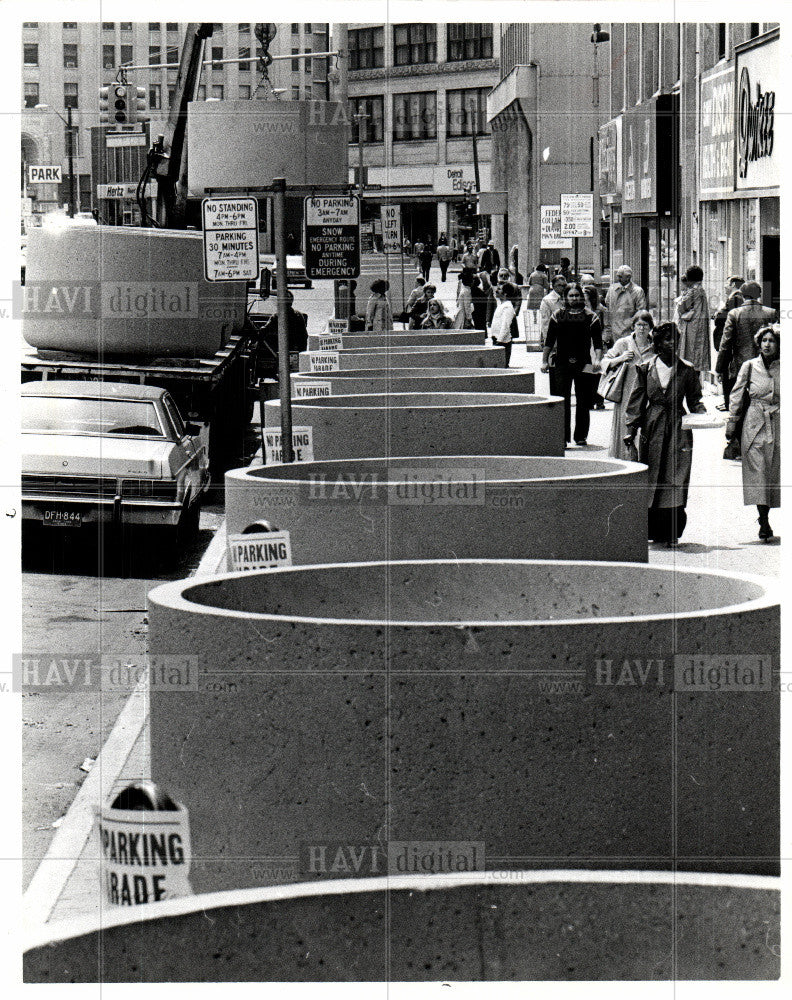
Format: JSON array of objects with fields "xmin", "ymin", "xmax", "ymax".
[
  {"xmin": 307, "ymin": 330, "xmax": 486, "ymax": 350},
  {"xmin": 298, "ymin": 345, "xmax": 506, "ymax": 371},
  {"xmin": 147, "ymin": 560, "xmax": 779, "ymax": 894},
  {"xmin": 263, "ymin": 393, "xmax": 565, "ymax": 460},
  {"xmin": 25, "ymin": 873, "xmax": 780, "ymax": 981},
  {"xmin": 291, "ymin": 367, "xmax": 536, "ymax": 396},
  {"xmin": 225, "ymin": 455, "xmax": 648, "ymax": 563}
]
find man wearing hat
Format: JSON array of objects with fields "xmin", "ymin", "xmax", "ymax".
[
  {"xmin": 716, "ymin": 281, "xmax": 777, "ymax": 410},
  {"xmin": 478, "ymin": 240, "xmax": 501, "ymax": 274},
  {"xmin": 604, "ymin": 265, "xmax": 647, "ymax": 345}
]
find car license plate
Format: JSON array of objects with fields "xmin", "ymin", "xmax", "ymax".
[{"xmin": 42, "ymin": 509, "xmax": 83, "ymax": 527}]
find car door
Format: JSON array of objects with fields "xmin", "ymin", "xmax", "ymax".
[{"xmin": 162, "ymin": 395, "xmax": 208, "ymax": 497}]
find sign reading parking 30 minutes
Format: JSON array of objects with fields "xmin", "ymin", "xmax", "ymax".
[
  {"xmin": 202, "ymin": 197, "xmax": 259, "ymax": 281},
  {"xmin": 304, "ymin": 195, "xmax": 360, "ymax": 279}
]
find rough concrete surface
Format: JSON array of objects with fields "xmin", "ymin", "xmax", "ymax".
[
  {"xmin": 291, "ymin": 367, "xmax": 536, "ymax": 395},
  {"xmin": 307, "ymin": 330, "xmax": 486, "ymax": 350},
  {"xmin": 298, "ymin": 345, "xmax": 506, "ymax": 371}
]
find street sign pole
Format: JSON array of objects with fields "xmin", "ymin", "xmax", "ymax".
[
  {"xmin": 574, "ymin": 237, "xmax": 579, "ymax": 282},
  {"xmin": 273, "ymin": 177, "xmax": 294, "ymax": 463}
]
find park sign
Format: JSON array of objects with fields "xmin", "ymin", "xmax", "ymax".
[
  {"xmin": 28, "ymin": 165, "xmax": 62, "ymax": 184},
  {"xmin": 202, "ymin": 197, "xmax": 259, "ymax": 282},
  {"xmin": 560, "ymin": 194, "xmax": 594, "ymax": 239},
  {"xmin": 304, "ymin": 195, "xmax": 360, "ymax": 279}
]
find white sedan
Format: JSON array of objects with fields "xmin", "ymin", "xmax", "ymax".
[{"xmin": 21, "ymin": 381, "xmax": 209, "ymax": 540}]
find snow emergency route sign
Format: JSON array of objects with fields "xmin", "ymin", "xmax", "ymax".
[
  {"xmin": 202, "ymin": 197, "xmax": 259, "ymax": 281},
  {"xmin": 304, "ymin": 195, "xmax": 360, "ymax": 279}
]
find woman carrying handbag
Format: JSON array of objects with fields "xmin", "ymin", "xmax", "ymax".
[{"xmin": 600, "ymin": 310, "xmax": 655, "ymax": 460}]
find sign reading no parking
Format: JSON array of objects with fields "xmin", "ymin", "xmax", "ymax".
[{"xmin": 304, "ymin": 196, "xmax": 360, "ymax": 279}]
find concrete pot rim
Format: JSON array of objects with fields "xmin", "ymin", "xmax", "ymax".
[
  {"xmin": 226, "ymin": 454, "xmax": 647, "ymax": 487},
  {"xmin": 148, "ymin": 559, "xmax": 777, "ymax": 629},
  {"xmin": 307, "ymin": 346, "xmax": 501, "ymax": 354},
  {"xmin": 292, "ymin": 367, "xmax": 530, "ymax": 379},
  {"xmin": 264, "ymin": 393, "xmax": 562, "ymax": 410}
]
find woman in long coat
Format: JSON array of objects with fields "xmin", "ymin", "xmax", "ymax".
[
  {"xmin": 624, "ymin": 322, "xmax": 707, "ymax": 545},
  {"xmin": 365, "ymin": 279, "xmax": 393, "ymax": 332},
  {"xmin": 726, "ymin": 325, "xmax": 780, "ymax": 540},
  {"xmin": 675, "ymin": 265, "xmax": 711, "ymax": 373},
  {"xmin": 602, "ymin": 310, "xmax": 655, "ymax": 459}
]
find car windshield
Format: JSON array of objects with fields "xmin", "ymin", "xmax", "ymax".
[{"xmin": 22, "ymin": 396, "xmax": 166, "ymax": 438}]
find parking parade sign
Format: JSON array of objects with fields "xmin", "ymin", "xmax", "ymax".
[{"xmin": 304, "ymin": 195, "xmax": 360, "ymax": 279}]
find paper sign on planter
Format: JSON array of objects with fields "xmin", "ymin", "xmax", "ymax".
[
  {"xmin": 264, "ymin": 425, "xmax": 314, "ymax": 464},
  {"xmin": 318, "ymin": 333, "xmax": 344, "ymax": 351},
  {"xmin": 228, "ymin": 530, "xmax": 293, "ymax": 571},
  {"xmin": 293, "ymin": 380, "xmax": 332, "ymax": 398},
  {"xmin": 327, "ymin": 318, "xmax": 348, "ymax": 335},
  {"xmin": 309, "ymin": 351, "xmax": 340, "ymax": 373},
  {"xmin": 96, "ymin": 803, "xmax": 192, "ymax": 907}
]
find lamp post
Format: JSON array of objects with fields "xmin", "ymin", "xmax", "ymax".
[{"xmin": 34, "ymin": 103, "xmax": 76, "ymax": 217}]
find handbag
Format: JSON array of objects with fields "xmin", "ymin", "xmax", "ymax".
[
  {"xmin": 598, "ymin": 360, "xmax": 628, "ymax": 403},
  {"xmin": 723, "ymin": 364, "xmax": 751, "ymax": 459}
]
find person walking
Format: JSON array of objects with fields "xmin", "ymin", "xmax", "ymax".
[
  {"xmin": 581, "ymin": 279, "xmax": 608, "ymax": 409},
  {"xmin": 408, "ymin": 282, "xmax": 436, "ymax": 329},
  {"xmin": 604, "ymin": 265, "xmax": 647, "ymax": 344},
  {"xmin": 460, "ymin": 242, "xmax": 479, "ymax": 278},
  {"xmin": 541, "ymin": 283, "xmax": 603, "ymax": 446},
  {"xmin": 716, "ymin": 280, "xmax": 778, "ymax": 417},
  {"xmin": 365, "ymin": 279, "xmax": 393, "ymax": 332},
  {"xmin": 479, "ymin": 240, "xmax": 500, "ymax": 273},
  {"xmin": 454, "ymin": 271, "xmax": 475, "ymax": 329},
  {"xmin": 726, "ymin": 325, "xmax": 780, "ymax": 541},
  {"xmin": 490, "ymin": 283, "xmax": 516, "ymax": 368},
  {"xmin": 601, "ymin": 310, "xmax": 656, "ymax": 459},
  {"xmin": 623, "ymin": 322, "xmax": 707, "ymax": 546},
  {"xmin": 421, "ymin": 298, "xmax": 454, "ymax": 329},
  {"xmin": 436, "ymin": 238, "xmax": 453, "ymax": 281},
  {"xmin": 557, "ymin": 257, "xmax": 574, "ymax": 283},
  {"xmin": 539, "ymin": 274, "xmax": 567, "ymax": 347},
  {"xmin": 674, "ymin": 265, "xmax": 711, "ymax": 373},
  {"xmin": 478, "ymin": 269, "xmax": 497, "ymax": 328},
  {"xmin": 525, "ymin": 263, "xmax": 551, "ymax": 338},
  {"xmin": 497, "ymin": 267, "xmax": 522, "ymax": 344},
  {"xmin": 417, "ymin": 244, "xmax": 434, "ymax": 282},
  {"xmin": 712, "ymin": 276, "xmax": 744, "ymax": 409}
]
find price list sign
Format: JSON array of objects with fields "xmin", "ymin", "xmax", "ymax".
[
  {"xmin": 202, "ymin": 198, "xmax": 259, "ymax": 281},
  {"xmin": 304, "ymin": 195, "xmax": 360, "ymax": 279}
]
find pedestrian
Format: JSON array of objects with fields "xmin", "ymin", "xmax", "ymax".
[
  {"xmin": 726, "ymin": 325, "xmax": 780, "ymax": 541},
  {"xmin": 479, "ymin": 240, "xmax": 501, "ymax": 273},
  {"xmin": 421, "ymin": 298, "xmax": 454, "ymax": 329},
  {"xmin": 582, "ymin": 279, "xmax": 607, "ymax": 409},
  {"xmin": 402, "ymin": 235, "xmax": 412, "ymax": 256},
  {"xmin": 365, "ymin": 279, "xmax": 393, "ymax": 332},
  {"xmin": 497, "ymin": 267, "xmax": 522, "ymax": 343},
  {"xmin": 478, "ymin": 269, "xmax": 497, "ymax": 328},
  {"xmin": 712, "ymin": 276, "xmax": 745, "ymax": 409},
  {"xmin": 509, "ymin": 245, "xmax": 524, "ymax": 285},
  {"xmin": 623, "ymin": 322, "xmax": 707, "ymax": 546},
  {"xmin": 541, "ymin": 283, "xmax": 603, "ymax": 446},
  {"xmin": 450, "ymin": 235, "xmax": 458, "ymax": 262},
  {"xmin": 716, "ymin": 280, "xmax": 777, "ymax": 423},
  {"xmin": 417, "ymin": 244, "xmax": 434, "ymax": 282},
  {"xmin": 674, "ymin": 265, "xmax": 711, "ymax": 373},
  {"xmin": 255, "ymin": 289, "xmax": 308, "ymax": 371},
  {"xmin": 557, "ymin": 257, "xmax": 574, "ymax": 283},
  {"xmin": 461, "ymin": 242, "xmax": 479, "ymax": 277},
  {"xmin": 604, "ymin": 265, "xmax": 647, "ymax": 344},
  {"xmin": 490, "ymin": 282, "xmax": 516, "ymax": 368},
  {"xmin": 408, "ymin": 282, "xmax": 436, "ymax": 329},
  {"xmin": 454, "ymin": 271, "xmax": 475, "ymax": 329},
  {"xmin": 436, "ymin": 238, "xmax": 453, "ymax": 281},
  {"xmin": 539, "ymin": 274, "xmax": 567, "ymax": 347},
  {"xmin": 601, "ymin": 309, "xmax": 656, "ymax": 460}
]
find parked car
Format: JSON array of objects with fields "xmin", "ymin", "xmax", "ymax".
[
  {"xmin": 21, "ymin": 381, "xmax": 209, "ymax": 543},
  {"xmin": 258, "ymin": 253, "xmax": 313, "ymax": 289}
]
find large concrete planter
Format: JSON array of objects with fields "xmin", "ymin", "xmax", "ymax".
[
  {"xmin": 147, "ymin": 560, "xmax": 779, "ymax": 895},
  {"xmin": 225, "ymin": 455, "xmax": 648, "ymax": 563},
  {"xmin": 263, "ymin": 393, "xmax": 565, "ymax": 460},
  {"xmin": 291, "ymin": 367, "xmax": 535, "ymax": 396},
  {"xmin": 25, "ymin": 873, "xmax": 779, "ymax": 981},
  {"xmin": 307, "ymin": 330, "xmax": 486, "ymax": 350},
  {"xmin": 298, "ymin": 345, "xmax": 506, "ymax": 371}
]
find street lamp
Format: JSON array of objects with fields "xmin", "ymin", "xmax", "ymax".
[{"xmin": 34, "ymin": 103, "xmax": 76, "ymax": 218}]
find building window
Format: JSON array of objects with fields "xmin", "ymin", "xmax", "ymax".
[
  {"xmin": 166, "ymin": 46, "xmax": 179, "ymax": 64},
  {"xmin": 62, "ymin": 22, "xmax": 77, "ymax": 30},
  {"xmin": 121, "ymin": 23, "xmax": 132, "ymax": 31},
  {"xmin": 447, "ymin": 23, "xmax": 493, "ymax": 62},
  {"xmin": 750, "ymin": 23, "xmax": 761, "ymax": 38},
  {"xmin": 641, "ymin": 24, "xmax": 659, "ymax": 102},
  {"xmin": 239, "ymin": 47, "xmax": 251, "ymax": 69},
  {"xmin": 239, "ymin": 84, "xmax": 251, "ymax": 99},
  {"xmin": 211, "ymin": 47, "xmax": 224, "ymax": 68},
  {"xmin": 102, "ymin": 23, "xmax": 115, "ymax": 31},
  {"xmin": 149, "ymin": 46, "xmax": 160, "ymax": 65},
  {"xmin": 393, "ymin": 91, "xmax": 436, "ymax": 141},
  {"xmin": 24, "ymin": 82, "xmax": 39, "ymax": 109},
  {"xmin": 149, "ymin": 84, "xmax": 162, "ymax": 110},
  {"xmin": 292, "ymin": 23, "xmax": 299, "ymax": 34},
  {"xmin": 120, "ymin": 45, "xmax": 133, "ymax": 65},
  {"xmin": 446, "ymin": 88, "xmax": 489, "ymax": 138},
  {"xmin": 63, "ymin": 43, "xmax": 79, "ymax": 68},
  {"xmin": 166, "ymin": 23, "xmax": 178, "ymax": 32},
  {"xmin": 717, "ymin": 23, "xmax": 727, "ymax": 60},
  {"xmin": 350, "ymin": 96, "xmax": 385, "ymax": 143},
  {"xmin": 23, "ymin": 43, "xmax": 38, "ymax": 66},
  {"xmin": 304, "ymin": 24, "xmax": 312, "ymax": 33},
  {"xmin": 394, "ymin": 24, "xmax": 437, "ymax": 65},
  {"xmin": 211, "ymin": 85, "xmax": 224, "ymax": 100},
  {"xmin": 291, "ymin": 86, "xmax": 301, "ymax": 100},
  {"xmin": 23, "ymin": 22, "xmax": 38, "ymax": 29},
  {"xmin": 348, "ymin": 27, "xmax": 384, "ymax": 70},
  {"xmin": 102, "ymin": 45, "xmax": 116, "ymax": 70},
  {"xmin": 292, "ymin": 48, "xmax": 300, "ymax": 71},
  {"xmin": 64, "ymin": 83, "xmax": 78, "ymax": 110},
  {"xmin": 149, "ymin": 23, "xmax": 160, "ymax": 32},
  {"xmin": 239, "ymin": 23, "xmax": 250, "ymax": 34},
  {"xmin": 303, "ymin": 84, "xmax": 312, "ymax": 99}
]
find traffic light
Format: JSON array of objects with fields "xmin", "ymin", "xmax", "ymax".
[
  {"xmin": 99, "ymin": 84, "xmax": 110, "ymax": 124},
  {"xmin": 112, "ymin": 83, "xmax": 129, "ymax": 125},
  {"xmin": 128, "ymin": 86, "xmax": 147, "ymax": 125}
]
